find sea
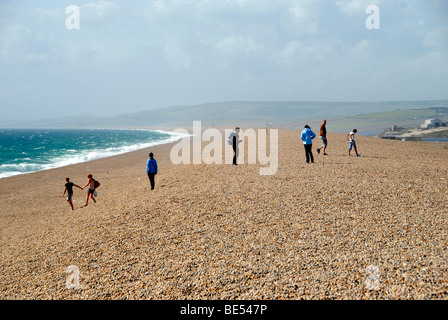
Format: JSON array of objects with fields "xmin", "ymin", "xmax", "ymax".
[{"xmin": 0, "ymin": 128, "xmax": 183, "ymax": 178}]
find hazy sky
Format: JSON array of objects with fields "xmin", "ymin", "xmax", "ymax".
[{"xmin": 1, "ymin": 0, "xmax": 447, "ymax": 121}]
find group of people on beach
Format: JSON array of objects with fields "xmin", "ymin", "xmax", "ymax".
[
  {"xmin": 227, "ymin": 121, "xmax": 360, "ymax": 165},
  {"xmin": 61, "ymin": 153, "xmax": 157, "ymax": 211},
  {"xmin": 61, "ymin": 124, "xmax": 358, "ymax": 210},
  {"xmin": 300, "ymin": 120, "xmax": 360, "ymax": 163}
]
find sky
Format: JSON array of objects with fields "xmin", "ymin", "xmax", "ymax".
[{"xmin": 0, "ymin": 0, "xmax": 447, "ymax": 121}]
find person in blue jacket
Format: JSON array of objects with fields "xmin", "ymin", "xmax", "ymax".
[
  {"xmin": 146, "ymin": 152, "xmax": 158, "ymax": 190},
  {"xmin": 301, "ymin": 125, "xmax": 316, "ymax": 163}
]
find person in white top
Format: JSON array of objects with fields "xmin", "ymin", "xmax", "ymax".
[{"xmin": 347, "ymin": 129, "xmax": 360, "ymax": 156}]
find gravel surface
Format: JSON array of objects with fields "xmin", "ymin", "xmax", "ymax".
[{"xmin": 1, "ymin": 129, "xmax": 447, "ymax": 299}]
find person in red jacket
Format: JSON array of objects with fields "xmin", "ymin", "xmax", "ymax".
[{"xmin": 317, "ymin": 120, "xmax": 328, "ymax": 155}]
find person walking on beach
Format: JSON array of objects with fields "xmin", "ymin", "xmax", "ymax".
[
  {"xmin": 81, "ymin": 173, "xmax": 98, "ymax": 206},
  {"xmin": 317, "ymin": 120, "xmax": 328, "ymax": 155},
  {"xmin": 61, "ymin": 177, "xmax": 82, "ymax": 211},
  {"xmin": 301, "ymin": 125, "xmax": 316, "ymax": 163},
  {"xmin": 228, "ymin": 127, "xmax": 242, "ymax": 165},
  {"xmin": 146, "ymin": 152, "xmax": 158, "ymax": 190},
  {"xmin": 347, "ymin": 129, "xmax": 360, "ymax": 156}
]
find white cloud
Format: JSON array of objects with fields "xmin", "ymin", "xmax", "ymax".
[
  {"xmin": 216, "ymin": 35, "xmax": 259, "ymax": 54},
  {"xmin": 336, "ymin": 0, "xmax": 380, "ymax": 16},
  {"xmin": 276, "ymin": 38, "xmax": 338, "ymax": 68},
  {"xmin": 80, "ymin": 0, "xmax": 120, "ymax": 19},
  {"xmin": 423, "ymin": 25, "xmax": 448, "ymax": 51},
  {"xmin": 0, "ymin": 0, "xmax": 447, "ymax": 120},
  {"xmin": 163, "ymin": 39, "xmax": 192, "ymax": 69},
  {"xmin": 0, "ymin": 24, "xmax": 31, "ymax": 56},
  {"xmin": 289, "ymin": 5, "xmax": 305, "ymax": 19},
  {"xmin": 0, "ymin": 23, "xmax": 53, "ymax": 63},
  {"xmin": 350, "ymin": 39, "xmax": 370, "ymax": 56}
]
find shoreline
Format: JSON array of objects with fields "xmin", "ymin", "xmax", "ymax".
[
  {"xmin": 0, "ymin": 128, "xmax": 186, "ymax": 180},
  {"xmin": 2, "ymin": 124, "xmax": 444, "ymax": 181}
]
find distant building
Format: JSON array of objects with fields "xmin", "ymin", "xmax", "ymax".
[
  {"xmin": 420, "ymin": 118, "xmax": 445, "ymax": 129},
  {"xmin": 389, "ymin": 124, "xmax": 403, "ymax": 132}
]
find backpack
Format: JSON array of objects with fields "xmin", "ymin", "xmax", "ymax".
[{"xmin": 94, "ymin": 180, "xmax": 100, "ymax": 189}]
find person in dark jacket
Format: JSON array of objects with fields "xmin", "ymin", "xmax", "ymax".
[
  {"xmin": 146, "ymin": 152, "xmax": 158, "ymax": 190},
  {"xmin": 227, "ymin": 127, "xmax": 242, "ymax": 165},
  {"xmin": 61, "ymin": 177, "xmax": 82, "ymax": 211},
  {"xmin": 300, "ymin": 125, "xmax": 316, "ymax": 163}
]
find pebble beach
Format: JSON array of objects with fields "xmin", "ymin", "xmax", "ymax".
[{"xmin": 1, "ymin": 129, "xmax": 447, "ymax": 300}]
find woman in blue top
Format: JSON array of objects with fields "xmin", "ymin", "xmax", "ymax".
[{"xmin": 301, "ymin": 125, "xmax": 316, "ymax": 163}]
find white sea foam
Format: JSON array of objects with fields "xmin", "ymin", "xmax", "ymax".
[{"xmin": 0, "ymin": 130, "xmax": 188, "ymax": 179}]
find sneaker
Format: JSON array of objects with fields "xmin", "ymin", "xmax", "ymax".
[
  {"xmin": 323, "ymin": 153, "xmax": 328, "ymax": 155},
  {"xmin": 317, "ymin": 148, "xmax": 320, "ymax": 154},
  {"xmin": 356, "ymin": 154, "xmax": 361, "ymax": 157}
]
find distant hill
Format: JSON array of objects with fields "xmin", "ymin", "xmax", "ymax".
[{"xmin": 1, "ymin": 100, "xmax": 447, "ymax": 133}]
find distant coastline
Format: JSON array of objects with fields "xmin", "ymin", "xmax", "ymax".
[
  {"xmin": 378, "ymin": 116, "xmax": 448, "ymax": 142},
  {"xmin": 2, "ymin": 100, "xmax": 447, "ymax": 130}
]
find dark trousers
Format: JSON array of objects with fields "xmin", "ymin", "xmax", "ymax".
[
  {"xmin": 147, "ymin": 173, "xmax": 156, "ymax": 190},
  {"xmin": 304, "ymin": 144, "xmax": 314, "ymax": 163},
  {"xmin": 232, "ymin": 136, "xmax": 238, "ymax": 165}
]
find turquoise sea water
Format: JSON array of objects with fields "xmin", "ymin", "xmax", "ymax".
[{"xmin": 0, "ymin": 129, "xmax": 181, "ymax": 178}]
